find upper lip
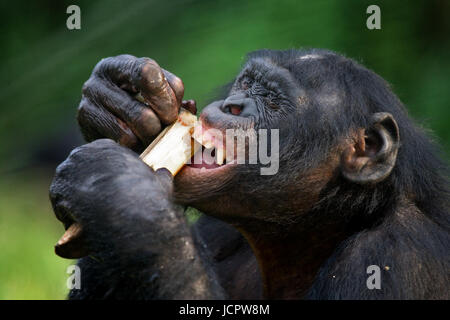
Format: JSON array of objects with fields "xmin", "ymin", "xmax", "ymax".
[{"xmin": 193, "ymin": 121, "xmax": 224, "ymax": 149}]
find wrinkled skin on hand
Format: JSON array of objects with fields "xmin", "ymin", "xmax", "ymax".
[
  {"xmin": 51, "ymin": 50, "xmax": 450, "ymax": 300},
  {"xmin": 50, "ymin": 139, "xmax": 225, "ymax": 299},
  {"xmin": 51, "ymin": 54, "xmax": 262, "ymax": 299},
  {"xmin": 50, "ymin": 139, "xmax": 174, "ymax": 242},
  {"xmin": 77, "ymin": 54, "xmax": 196, "ymax": 152}
]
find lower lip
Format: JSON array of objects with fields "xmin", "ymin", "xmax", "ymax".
[
  {"xmin": 186, "ymin": 160, "xmax": 222, "ymax": 170},
  {"xmin": 180, "ymin": 160, "xmax": 236, "ymax": 177},
  {"xmin": 185, "ymin": 159, "xmax": 235, "ymax": 170}
]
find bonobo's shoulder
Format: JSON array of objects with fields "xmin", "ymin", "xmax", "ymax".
[{"xmin": 191, "ymin": 215, "xmax": 263, "ymax": 299}]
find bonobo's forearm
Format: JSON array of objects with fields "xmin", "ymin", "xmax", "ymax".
[{"xmin": 69, "ymin": 205, "xmax": 225, "ymax": 300}]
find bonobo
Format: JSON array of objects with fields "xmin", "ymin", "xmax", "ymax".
[{"xmin": 50, "ymin": 49, "xmax": 450, "ymax": 299}]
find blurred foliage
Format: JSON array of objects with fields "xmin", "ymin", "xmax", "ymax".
[
  {"xmin": 0, "ymin": 0, "xmax": 448, "ymax": 299},
  {"xmin": 0, "ymin": 0, "xmax": 449, "ymax": 171},
  {"xmin": 0, "ymin": 170, "xmax": 70, "ymax": 299}
]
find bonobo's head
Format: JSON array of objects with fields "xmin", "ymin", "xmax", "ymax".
[{"xmin": 175, "ymin": 49, "xmax": 445, "ymax": 230}]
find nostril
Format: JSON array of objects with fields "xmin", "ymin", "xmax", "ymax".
[
  {"xmin": 222, "ymin": 94, "xmax": 247, "ymax": 115},
  {"xmin": 229, "ymin": 105, "xmax": 242, "ymax": 115}
]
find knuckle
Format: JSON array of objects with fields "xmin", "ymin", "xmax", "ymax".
[
  {"xmin": 137, "ymin": 57, "xmax": 156, "ymax": 68},
  {"xmin": 92, "ymin": 57, "xmax": 112, "ymax": 75},
  {"xmin": 115, "ymin": 54, "xmax": 137, "ymax": 61},
  {"xmin": 118, "ymin": 131, "xmax": 139, "ymax": 149},
  {"xmin": 165, "ymin": 70, "xmax": 183, "ymax": 88},
  {"xmin": 172, "ymin": 75, "xmax": 183, "ymax": 88},
  {"xmin": 135, "ymin": 58, "xmax": 162, "ymax": 84},
  {"xmin": 81, "ymin": 78, "xmax": 96, "ymax": 96},
  {"xmin": 77, "ymin": 98, "xmax": 93, "ymax": 118},
  {"xmin": 76, "ymin": 101, "xmax": 101, "ymax": 142},
  {"xmin": 133, "ymin": 113, "xmax": 161, "ymax": 142},
  {"xmin": 169, "ymin": 77, "xmax": 184, "ymax": 98},
  {"xmin": 93, "ymin": 55, "xmax": 137, "ymax": 78},
  {"xmin": 124, "ymin": 100, "xmax": 143, "ymax": 120},
  {"xmin": 76, "ymin": 105, "xmax": 86, "ymax": 124},
  {"xmin": 140, "ymin": 108, "xmax": 161, "ymax": 128}
]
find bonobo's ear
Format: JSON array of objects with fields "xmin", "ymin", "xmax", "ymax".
[{"xmin": 341, "ymin": 112, "xmax": 399, "ymax": 184}]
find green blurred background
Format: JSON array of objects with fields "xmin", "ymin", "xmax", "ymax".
[{"xmin": 0, "ymin": 0, "xmax": 448, "ymax": 299}]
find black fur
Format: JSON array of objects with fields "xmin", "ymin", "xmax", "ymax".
[
  {"xmin": 50, "ymin": 49, "xmax": 449, "ymax": 299},
  {"xmin": 50, "ymin": 139, "xmax": 225, "ymax": 299}
]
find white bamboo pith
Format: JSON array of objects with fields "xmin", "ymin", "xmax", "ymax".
[{"xmin": 139, "ymin": 108, "xmax": 201, "ymax": 175}]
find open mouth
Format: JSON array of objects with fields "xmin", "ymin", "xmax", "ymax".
[
  {"xmin": 187, "ymin": 146, "xmax": 235, "ymax": 170},
  {"xmin": 179, "ymin": 121, "xmax": 237, "ymax": 178},
  {"xmin": 187, "ymin": 146, "xmax": 221, "ymax": 169},
  {"xmin": 187, "ymin": 121, "xmax": 234, "ymax": 168},
  {"xmin": 177, "ymin": 148, "xmax": 235, "ymax": 184}
]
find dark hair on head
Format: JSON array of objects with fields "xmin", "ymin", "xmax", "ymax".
[{"xmin": 244, "ymin": 48, "xmax": 449, "ymax": 228}]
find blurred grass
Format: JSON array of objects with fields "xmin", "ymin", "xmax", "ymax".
[{"xmin": 0, "ymin": 170, "xmax": 70, "ymax": 299}]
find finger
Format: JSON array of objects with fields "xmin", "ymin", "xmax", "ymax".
[
  {"xmin": 93, "ymin": 54, "xmax": 139, "ymax": 90},
  {"xmin": 77, "ymin": 97, "xmax": 144, "ymax": 152},
  {"xmin": 155, "ymin": 168, "xmax": 173, "ymax": 191},
  {"xmin": 138, "ymin": 60, "xmax": 179, "ymax": 124},
  {"xmin": 182, "ymin": 99, "xmax": 197, "ymax": 115},
  {"xmin": 93, "ymin": 55, "xmax": 180, "ymax": 125},
  {"xmin": 82, "ymin": 78, "xmax": 162, "ymax": 146},
  {"xmin": 162, "ymin": 69, "xmax": 184, "ymax": 106}
]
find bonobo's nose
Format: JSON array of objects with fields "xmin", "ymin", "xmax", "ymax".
[{"xmin": 221, "ymin": 94, "xmax": 258, "ymax": 117}]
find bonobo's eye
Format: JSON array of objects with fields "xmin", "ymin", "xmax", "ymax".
[
  {"xmin": 264, "ymin": 93, "xmax": 280, "ymax": 110},
  {"xmin": 241, "ymin": 76, "xmax": 252, "ymax": 90}
]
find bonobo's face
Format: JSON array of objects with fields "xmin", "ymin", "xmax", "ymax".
[
  {"xmin": 174, "ymin": 49, "xmax": 400, "ymax": 224},
  {"xmin": 174, "ymin": 50, "xmax": 333, "ymax": 221}
]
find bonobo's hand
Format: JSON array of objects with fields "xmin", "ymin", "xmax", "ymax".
[
  {"xmin": 50, "ymin": 139, "xmax": 224, "ymax": 299},
  {"xmin": 78, "ymin": 54, "xmax": 196, "ymax": 152},
  {"xmin": 49, "ymin": 139, "xmax": 176, "ymax": 259}
]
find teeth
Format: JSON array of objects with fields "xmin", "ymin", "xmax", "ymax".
[
  {"xmin": 193, "ymin": 124, "xmax": 214, "ymax": 149},
  {"xmin": 139, "ymin": 110, "xmax": 230, "ymax": 174},
  {"xmin": 193, "ymin": 121, "xmax": 227, "ymax": 166},
  {"xmin": 202, "ymin": 140, "xmax": 214, "ymax": 149},
  {"xmin": 216, "ymin": 147, "xmax": 225, "ymax": 165}
]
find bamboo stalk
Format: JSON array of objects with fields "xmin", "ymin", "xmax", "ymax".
[{"xmin": 139, "ymin": 108, "xmax": 200, "ymax": 175}]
